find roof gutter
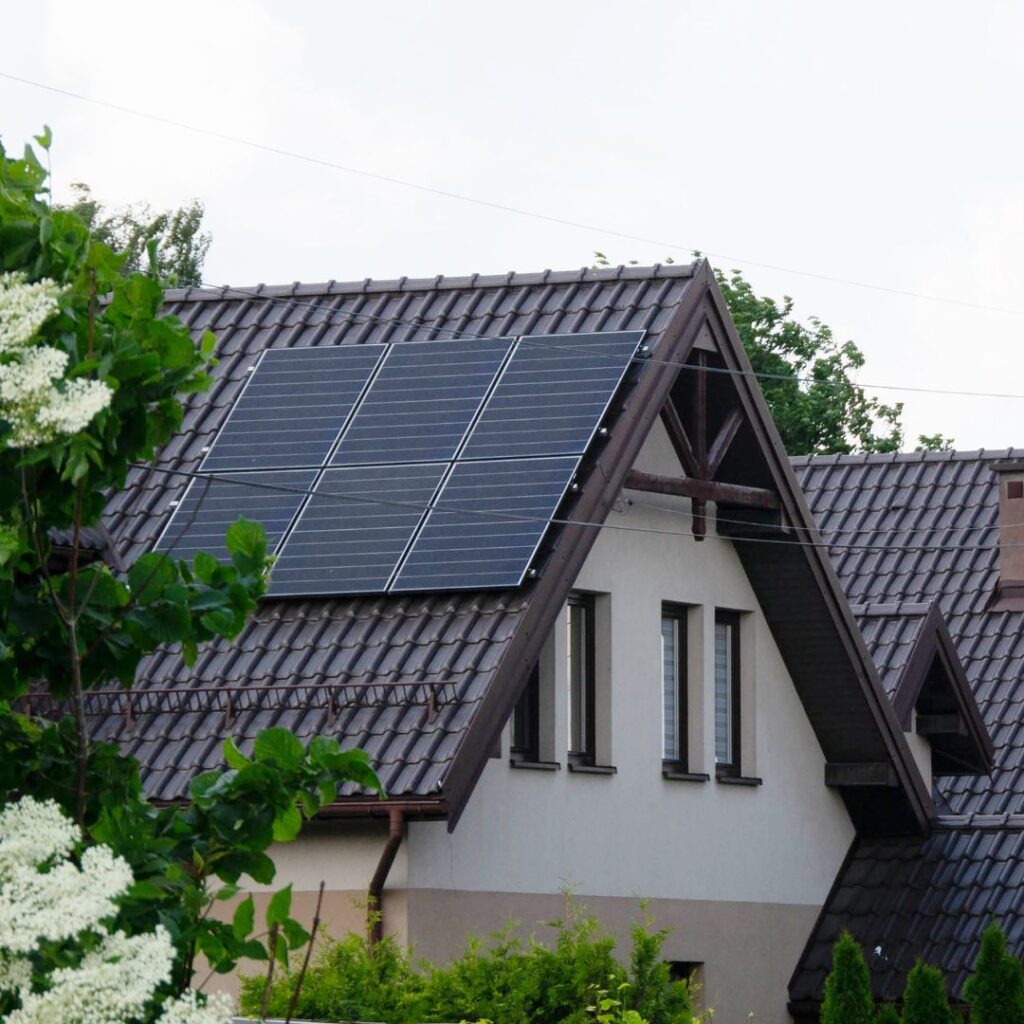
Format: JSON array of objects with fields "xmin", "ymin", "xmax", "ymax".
[{"xmin": 367, "ymin": 806, "xmax": 405, "ymax": 944}]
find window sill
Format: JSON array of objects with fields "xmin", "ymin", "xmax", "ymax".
[
  {"xmin": 568, "ymin": 762, "xmax": 618, "ymax": 775},
  {"xmin": 662, "ymin": 767, "xmax": 710, "ymax": 783},
  {"xmin": 509, "ymin": 758, "xmax": 561, "ymax": 772},
  {"xmin": 716, "ymin": 772, "xmax": 763, "ymax": 787}
]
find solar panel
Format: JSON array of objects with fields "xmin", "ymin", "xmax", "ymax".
[
  {"xmin": 459, "ymin": 331, "xmax": 642, "ymax": 461},
  {"xmin": 269, "ymin": 463, "xmax": 447, "ymax": 596},
  {"xmin": 201, "ymin": 346, "xmax": 385, "ymax": 472},
  {"xmin": 330, "ymin": 338, "xmax": 510, "ymax": 466},
  {"xmin": 390, "ymin": 456, "xmax": 579, "ymax": 592},
  {"xmin": 155, "ymin": 470, "xmax": 316, "ymax": 562}
]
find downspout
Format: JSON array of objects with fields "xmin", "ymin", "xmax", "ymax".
[{"xmin": 367, "ymin": 807, "xmax": 405, "ymax": 944}]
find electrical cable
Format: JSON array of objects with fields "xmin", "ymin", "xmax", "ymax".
[
  {"xmin": 129, "ymin": 461, "xmax": 1012, "ymax": 556},
  {"xmin": 194, "ymin": 279, "xmax": 1024, "ymax": 402},
  {"xmin": 6, "ymin": 69, "xmax": 1024, "ymax": 318}
]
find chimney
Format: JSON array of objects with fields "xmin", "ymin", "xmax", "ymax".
[{"xmin": 992, "ymin": 460, "xmax": 1024, "ymax": 610}]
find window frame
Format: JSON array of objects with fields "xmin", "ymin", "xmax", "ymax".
[
  {"xmin": 714, "ymin": 610, "xmax": 742, "ymax": 777},
  {"xmin": 567, "ymin": 592, "xmax": 597, "ymax": 765},
  {"xmin": 510, "ymin": 663, "xmax": 541, "ymax": 763},
  {"xmin": 660, "ymin": 603, "xmax": 688, "ymax": 770}
]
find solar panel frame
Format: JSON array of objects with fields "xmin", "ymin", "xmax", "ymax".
[
  {"xmin": 199, "ymin": 345, "xmax": 387, "ymax": 473},
  {"xmin": 269, "ymin": 462, "xmax": 449, "ymax": 597},
  {"xmin": 328, "ymin": 336, "xmax": 512, "ymax": 467},
  {"xmin": 153, "ymin": 469, "xmax": 317, "ymax": 563},
  {"xmin": 390, "ymin": 455, "xmax": 581, "ymax": 593},
  {"xmin": 458, "ymin": 331, "xmax": 644, "ymax": 462}
]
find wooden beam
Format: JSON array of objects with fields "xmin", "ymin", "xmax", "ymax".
[
  {"xmin": 706, "ymin": 407, "xmax": 744, "ymax": 477},
  {"xmin": 916, "ymin": 713, "xmax": 966, "ymax": 737},
  {"xmin": 624, "ymin": 470, "xmax": 781, "ymax": 510},
  {"xmin": 824, "ymin": 762, "xmax": 897, "ymax": 788},
  {"xmin": 659, "ymin": 404, "xmax": 700, "ymax": 478}
]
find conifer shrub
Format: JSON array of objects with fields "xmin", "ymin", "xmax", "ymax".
[
  {"xmin": 901, "ymin": 960, "xmax": 955, "ymax": 1024},
  {"xmin": 963, "ymin": 921, "xmax": 1024, "ymax": 1024},
  {"xmin": 821, "ymin": 931, "xmax": 874, "ymax": 1024},
  {"xmin": 240, "ymin": 901, "xmax": 691, "ymax": 1024},
  {"xmin": 874, "ymin": 1004, "xmax": 900, "ymax": 1024}
]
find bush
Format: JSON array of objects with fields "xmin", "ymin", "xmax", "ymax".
[
  {"xmin": 822, "ymin": 931, "xmax": 874, "ymax": 1024},
  {"xmin": 901, "ymin": 960, "xmax": 954, "ymax": 1024},
  {"xmin": 963, "ymin": 921, "xmax": 1024, "ymax": 1024},
  {"xmin": 241, "ymin": 901, "xmax": 690, "ymax": 1024},
  {"xmin": 874, "ymin": 1004, "xmax": 899, "ymax": 1024}
]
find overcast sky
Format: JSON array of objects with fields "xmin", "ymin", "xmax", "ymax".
[{"xmin": 4, "ymin": 0, "xmax": 1024, "ymax": 450}]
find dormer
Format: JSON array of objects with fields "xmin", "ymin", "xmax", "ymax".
[{"xmin": 854, "ymin": 602, "xmax": 992, "ymax": 785}]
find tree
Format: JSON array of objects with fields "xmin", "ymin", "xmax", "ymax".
[
  {"xmin": 963, "ymin": 921, "xmax": 1024, "ymax": 1024},
  {"xmin": 59, "ymin": 181, "xmax": 211, "ymax": 287},
  {"xmin": 901, "ymin": 960, "xmax": 955, "ymax": 1024},
  {"xmin": 0, "ymin": 130, "xmax": 379, "ymax": 1020},
  {"xmin": 592, "ymin": 252, "xmax": 954, "ymax": 456},
  {"xmin": 821, "ymin": 931, "xmax": 874, "ymax": 1024}
]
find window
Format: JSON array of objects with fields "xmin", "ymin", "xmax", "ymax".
[
  {"xmin": 567, "ymin": 593, "xmax": 596, "ymax": 763},
  {"xmin": 714, "ymin": 611, "xmax": 741, "ymax": 774},
  {"xmin": 511, "ymin": 665, "xmax": 540, "ymax": 762},
  {"xmin": 661, "ymin": 606, "xmax": 687, "ymax": 765}
]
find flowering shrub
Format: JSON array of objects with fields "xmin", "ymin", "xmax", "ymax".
[
  {"xmin": 0, "ymin": 272, "xmax": 112, "ymax": 446},
  {"xmin": 0, "ymin": 795, "xmax": 231, "ymax": 1023}
]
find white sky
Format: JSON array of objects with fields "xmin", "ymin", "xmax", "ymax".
[{"xmin": 4, "ymin": 0, "xmax": 1024, "ymax": 450}]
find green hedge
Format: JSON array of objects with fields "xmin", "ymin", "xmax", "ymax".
[{"xmin": 240, "ymin": 902, "xmax": 691, "ymax": 1024}]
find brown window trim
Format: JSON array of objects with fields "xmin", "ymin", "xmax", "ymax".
[
  {"xmin": 510, "ymin": 759, "xmax": 561, "ymax": 772},
  {"xmin": 714, "ymin": 609, "xmax": 742, "ymax": 778},
  {"xmin": 663, "ymin": 768, "xmax": 710, "ymax": 783},
  {"xmin": 716, "ymin": 771, "xmax": 762, "ymax": 787},
  {"xmin": 661, "ymin": 602, "xmax": 688, "ymax": 771},
  {"xmin": 567, "ymin": 592, "xmax": 597, "ymax": 765},
  {"xmin": 568, "ymin": 760, "xmax": 617, "ymax": 775}
]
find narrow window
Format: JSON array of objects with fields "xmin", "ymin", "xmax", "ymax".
[
  {"xmin": 661, "ymin": 606, "xmax": 687, "ymax": 766},
  {"xmin": 714, "ymin": 611, "xmax": 741, "ymax": 774},
  {"xmin": 511, "ymin": 665, "xmax": 540, "ymax": 762},
  {"xmin": 567, "ymin": 593, "xmax": 596, "ymax": 763}
]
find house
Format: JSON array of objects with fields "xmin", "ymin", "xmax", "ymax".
[
  {"xmin": 788, "ymin": 451, "xmax": 1023, "ymax": 1019},
  {"xmin": 82, "ymin": 261, "xmax": 981, "ymax": 1024}
]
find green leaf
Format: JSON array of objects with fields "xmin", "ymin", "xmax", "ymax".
[
  {"xmin": 232, "ymin": 895, "xmax": 255, "ymax": 941},
  {"xmin": 223, "ymin": 736, "xmax": 250, "ymax": 770},
  {"xmin": 226, "ymin": 518, "xmax": 267, "ymax": 572},
  {"xmin": 252, "ymin": 727, "xmax": 304, "ymax": 770},
  {"xmin": 127, "ymin": 552, "xmax": 177, "ymax": 601},
  {"xmin": 282, "ymin": 916, "xmax": 311, "ymax": 950},
  {"xmin": 33, "ymin": 125, "xmax": 52, "ymax": 150},
  {"xmin": 266, "ymin": 884, "xmax": 292, "ymax": 928},
  {"xmin": 272, "ymin": 803, "xmax": 302, "ymax": 842}
]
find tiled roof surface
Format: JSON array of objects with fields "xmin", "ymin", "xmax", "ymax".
[
  {"xmin": 791, "ymin": 450, "xmax": 1024, "ymax": 1004},
  {"xmin": 790, "ymin": 825, "xmax": 1024, "ymax": 1003},
  {"xmin": 853, "ymin": 608, "xmax": 930, "ymax": 700},
  {"xmin": 98, "ymin": 265, "xmax": 697, "ymax": 801}
]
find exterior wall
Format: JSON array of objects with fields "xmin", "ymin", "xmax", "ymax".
[
  {"xmin": 906, "ymin": 711, "xmax": 933, "ymax": 786},
  {"xmin": 401, "ymin": 421, "xmax": 855, "ymax": 1024}
]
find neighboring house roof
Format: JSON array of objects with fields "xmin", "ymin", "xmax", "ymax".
[
  {"xmin": 74, "ymin": 262, "xmax": 930, "ymax": 835},
  {"xmin": 790, "ymin": 450, "xmax": 1020, "ymax": 1011}
]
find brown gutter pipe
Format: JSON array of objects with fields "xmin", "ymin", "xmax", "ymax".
[{"xmin": 367, "ymin": 807, "xmax": 405, "ymax": 944}]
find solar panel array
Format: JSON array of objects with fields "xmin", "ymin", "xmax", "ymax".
[{"xmin": 155, "ymin": 330, "xmax": 644, "ymax": 595}]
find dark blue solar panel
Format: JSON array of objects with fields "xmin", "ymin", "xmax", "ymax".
[
  {"xmin": 269, "ymin": 463, "xmax": 446, "ymax": 596},
  {"xmin": 155, "ymin": 470, "xmax": 315, "ymax": 562},
  {"xmin": 201, "ymin": 346, "xmax": 385, "ymax": 472},
  {"xmin": 390, "ymin": 456, "xmax": 578, "ymax": 592},
  {"xmin": 330, "ymin": 338, "xmax": 510, "ymax": 466},
  {"xmin": 459, "ymin": 331, "xmax": 642, "ymax": 461}
]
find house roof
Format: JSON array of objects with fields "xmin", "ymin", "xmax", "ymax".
[
  {"xmin": 790, "ymin": 450, "xmax": 1019, "ymax": 1007},
  {"xmin": 95, "ymin": 264, "xmax": 701, "ymax": 810},
  {"xmin": 79, "ymin": 262, "xmax": 932, "ymax": 835}
]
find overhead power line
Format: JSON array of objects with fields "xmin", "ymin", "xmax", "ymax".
[
  {"xmin": 131, "ymin": 462, "xmax": 1011, "ymax": 556},
  {"xmin": 6, "ymin": 69, "xmax": 1024, "ymax": 318},
  {"xmin": 194, "ymin": 279, "xmax": 1024, "ymax": 401}
]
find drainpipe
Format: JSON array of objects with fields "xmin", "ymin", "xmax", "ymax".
[{"xmin": 367, "ymin": 807, "xmax": 405, "ymax": 944}]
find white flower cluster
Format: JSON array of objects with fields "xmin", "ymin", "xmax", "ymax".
[
  {"xmin": 0, "ymin": 273, "xmax": 62, "ymax": 354},
  {"xmin": 0, "ymin": 796, "xmax": 232, "ymax": 1024},
  {"xmin": 0, "ymin": 272, "xmax": 112, "ymax": 448}
]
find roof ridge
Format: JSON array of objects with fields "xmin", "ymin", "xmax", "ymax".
[
  {"xmin": 791, "ymin": 447, "xmax": 1024, "ymax": 465},
  {"xmin": 164, "ymin": 262, "xmax": 700, "ymax": 304}
]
